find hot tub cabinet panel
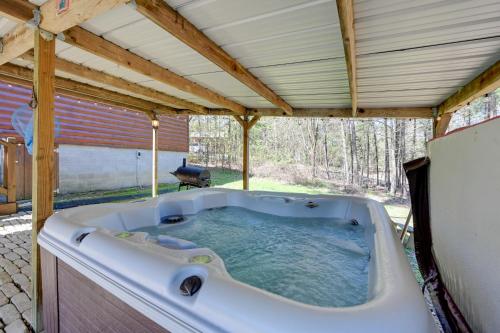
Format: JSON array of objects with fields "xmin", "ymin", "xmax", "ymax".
[
  {"xmin": 38, "ymin": 189, "xmax": 437, "ymax": 333},
  {"xmin": 41, "ymin": 248, "xmax": 169, "ymax": 333}
]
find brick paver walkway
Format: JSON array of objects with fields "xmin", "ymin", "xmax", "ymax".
[{"xmin": 0, "ymin": 212, "xmax": 33, "ymax": 333}]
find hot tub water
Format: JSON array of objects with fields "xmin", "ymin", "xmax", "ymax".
[{"xmin": 134, "ymin": 206, "xmax": 370, "ymax": 308}]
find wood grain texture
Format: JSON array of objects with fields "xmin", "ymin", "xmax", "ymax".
[
  {"xmin": 64, "ymin": 26, "xmax": 245, "ymax": 114},
  {"xmin": 41, "ymin": 248, "xmax": 59, "ymax": 333},
  {"xmin": 0, "ymin": 24, "xmax": 34, "ymax": 66},
  {"xmin": 39, "ymin": 0, "xmax": 130, "ymax": 34},
  {"xmin": 0, "ymin": 0, "xmax": 130, "ymax": 66},
  {"xmin": 5, "ymin": 140, "xmax": 17, "ymax": 203},
  {"xmin": 21, "ymin": 51, "xmax": 207, "ymax": 114},
  {"xmin": 0, "ymin": 0, "xmax": 35, "ymax": 22},
  {"xmin": 135, "ymin": 0, "xmax": 292, "ymax": 115},
  {"xmin": 0, "ymin": 202, "xmax": 17, "ymax": 215},
  {"xmin": 32, "ymin": 29, "xmax": 56, "ymax": 333},
  {"xmin": 336, "ymin": 0, "xmax": 357, "ymax": 117},
  {"xmin": 57, "ymin": 258, "xmax": 169, "ymax": 333}
]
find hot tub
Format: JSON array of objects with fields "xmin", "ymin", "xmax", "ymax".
[{"xmin": 38, "ymin": 188, "xmax": 436, "ymax": 333}]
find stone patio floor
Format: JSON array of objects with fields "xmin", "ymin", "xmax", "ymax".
[{"xmin": 0, "ymin": 212, "xmax": 33, "ymax": 333}]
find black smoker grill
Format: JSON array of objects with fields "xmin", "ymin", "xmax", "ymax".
[{"xmin": 171, "ymin": 159, "xmax": 211, "ymax": 191}]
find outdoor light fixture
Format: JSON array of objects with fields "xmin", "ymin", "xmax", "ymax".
[{"xmin": 152, "ymin": 119, "xmax": 160, "ymax": 129}]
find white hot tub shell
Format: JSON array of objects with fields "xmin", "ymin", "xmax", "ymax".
[{"xmin": 38, "ymin": 188, "xmax": 437, "ymax": 333}]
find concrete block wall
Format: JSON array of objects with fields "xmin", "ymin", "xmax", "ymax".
[{"xmin": 58, "ymin": 144, "xmax": 186, "ymax": 194}]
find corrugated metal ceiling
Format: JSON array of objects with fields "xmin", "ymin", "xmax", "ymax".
[
  {"xmin": 65, "ymin": 0, "xmax": 348, "ymax": 109},
  {"xmin": 355, "ymin": 0, "xmax": 500, "ymax": 108},
  {"xmin": 1, "ymin": 0, "xmax": 499, "ymax": 111}
]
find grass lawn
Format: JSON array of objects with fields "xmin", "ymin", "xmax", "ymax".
[
  {"xmin": 210, "ymin": 168, "xmax": 410, "ymax": 224},
  {"xmin": 51, "ymin": 167, "xmax": 409, "ymax": 224}
]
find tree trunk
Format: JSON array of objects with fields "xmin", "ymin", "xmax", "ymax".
[
  {"xmin": 323, "ymin": 121, "xmax": 331, "ymax": 179},
  {"xmin": 389, "ymin": 120, "xmax": 398, "ymax": 196},
  {"xmin": 350, "ymin": 121, "xmax": 359, "ymax": 186},
  {"xmin": 400, "ymin": 121, "xmax": 406, "ymax": 196},
  {"xmin": 384, "ymin": 119, "xmax": 390, "ymax": 189},
  {"xmin": 366, "ymin": 125, "xmax": 370, "ymax": 187},
  {"xmin": 312, "ymin": 120, "xmax": 319, "ymax": 178},
  {"xmin": 341, "ymin": 120, "xmax": 350, "ymax": 185},
  {"xmin": 372, "ymin": 121, "xmax": 379, "ymax": 186},
  {"xmin": 411, "ymin": 119, "xmax": 416, "ymax": 159}
]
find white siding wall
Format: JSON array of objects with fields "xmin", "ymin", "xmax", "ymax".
[{"xmin": 58, "ymin": 144, "xmax": 186, "ymax": 194}]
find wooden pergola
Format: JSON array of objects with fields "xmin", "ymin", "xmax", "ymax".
[{"xmin": 0, "ymin": 0, "xmax": 499, "ymax": 331}]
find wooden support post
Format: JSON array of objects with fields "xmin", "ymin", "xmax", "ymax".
[
  {"xmin": 151, "ymin": 115, "xmax": 159, "ymax": 198},
  {"xmin": 31, "ymin": 29, "xmax": 56, "ymax": 333},
  {"xmin": 233, "ymin": 116, "xmax": 260, "ymax": 190},
  {"xmin": 242, "ymin": 118, "xmax": 249, "ymax": 190}
]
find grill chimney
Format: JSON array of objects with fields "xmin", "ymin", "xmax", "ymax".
[{"xmin": 182, "ymin": 158, "xmax": 186, "ymax": 167}]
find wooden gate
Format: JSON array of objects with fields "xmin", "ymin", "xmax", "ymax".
[
  {"xmin": 0, "ymin": 139, "xmax": 17, "ymax": 214},
  {"xmin": 15, "ymin": 144, "xmax": 59, "ymax": 200}
]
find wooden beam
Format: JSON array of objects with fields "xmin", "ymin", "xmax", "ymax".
[
  {"xmin": 0, "ymin": 23, "xmax": 34, "ymax": 66},
  {"xmin": 247, "ymin": 115, "xmax": 261, "ymax": 130},
  {"xmin": 63, "ymin": 26, "xmax": 246, "ymax": 115},
  {"xmin": 246, "ymin": 107, "xmax": 433, "ymax": 118},
  {"xmin": 438, "ymin": 60, "xmax": 500, "ymax": 115},
  {"xmin": 0, "ymin": 0, "xmax": 130, "ymax": 65},
  {"xmin": 232, "ymin": 115, "xmax": 245, "ymax": 127},
  {"xmin": 39, "ymin": 0, "xmax": 130, "ymax": 34},
  {"xmin": 20, "ymin": 51, "xmax": 208, "ymax": 114},
  {"xmin": 0, "ymin": 63, "xmax": 187, "ymax": 117},
  {"xmin": 31, "ymin": 28, "xmax": 55, "ymax": 333},
  {"xmin": 336, "ymin": 0, "xmax": 358, "ymax": 117},
  {"xmin": 0, "ymin": 0, "xmax": 34, "ymax": 23},
  {"xmin": 135, "ymin": 0, "xmax": 292, "ymax": 115},
  {"xmin": 434, "ymin": 112, "xmax": 453, "ymax": 137},
  {"xmin": 0, "ymin": 202, "xmax": 17, "ymax": 215}
]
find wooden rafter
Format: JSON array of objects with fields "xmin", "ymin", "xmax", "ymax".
[
  {"xmin": 0, "ymin": 0, "xmax": 130, "ymax": 65},
  {"xmin": 0, "ymin": 63, "xmax": 186, "ymax": 117},
  {"xmin": 435, "ymin": 60, "xmax": 500, "ymax": 135},
  {"xmin": 0, "ymin": 0, "xmax": 34, "ymax": 23},
  {"xmin": 438, "ymin": 60, "xmax": 500, "ymax": 115},
  {"xmin": 232, "ymin": 115, "xmax": 246, "ymax": 127},
  {"xmin": 336, "ymin": 0, "xmax": 358, "ymax": 117},
  {"xmin": 1, "ymin": 0, "xmax": 245, "ymax": 114},
  {"xmin": 135, "ymin": 0, "xmax": 292, "ymax": 115},
  {"xmin": 63, "ymin": 26, "xmax": 246, "ymax": 115},
  {"xmin": 20, "ymin": 51, "xmax": 208, "ymax": 114},
  {"xmin": 246, "ymin": 107, "xmax": 433, "ymax": 118}
]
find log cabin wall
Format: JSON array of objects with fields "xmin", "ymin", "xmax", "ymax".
[
  {"xmin": 0, "ymin": 81, "xmax": 189, "ymax": 194},
  {"xmin": 0, "ymin": 81, "xmax": 188, "ymax": 151}
]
